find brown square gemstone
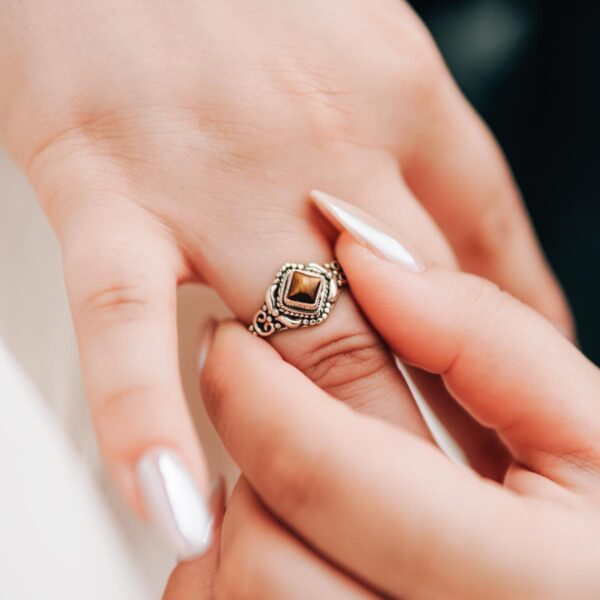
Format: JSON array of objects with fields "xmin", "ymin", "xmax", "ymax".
[{"xmin": 286, "ymin": 271, "xmax": 322, "ymax": 305}]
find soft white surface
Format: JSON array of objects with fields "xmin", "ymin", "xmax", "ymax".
[
  {"xmin": 0, "ymin": 340, "xmax": 158, "ymax": 599},
  {"xmin": 0, "ymin": 147, "xmax": 236, "ymax": 598}
]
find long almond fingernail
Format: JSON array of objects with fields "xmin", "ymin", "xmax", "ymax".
[
  {"xmin": 137, "ymin": 448, "xmax": 214, "ymax": 560},
  {"xmin": 310, "ymin": 189, "xmax": 424, "ymax": 272}
]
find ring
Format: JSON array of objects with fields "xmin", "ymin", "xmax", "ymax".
[{"xmin": 249, "ymin": 261, "xmax": 347, "ymax": 337}]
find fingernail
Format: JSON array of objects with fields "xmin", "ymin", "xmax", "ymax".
[
  {"xmin": 137, "ymin": 448, "xmax": 214, "ymax": 560},
  {"xmin": 197, "ymin": 318, "xmax": 217, "ymax": 376},
  {"xmin": 310, "ymin": 189, "xmax": 424, "ymax": 272}
]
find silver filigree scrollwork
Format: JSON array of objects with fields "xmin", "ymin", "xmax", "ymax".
[{"xmin": 249, "ymin": 261, "xmax": 347, "ymax": 337}]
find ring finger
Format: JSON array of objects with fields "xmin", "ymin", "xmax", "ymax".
[
  {"xmin": 193, "ymin": 150, "xmax": 510, "ymax": 471},
  {"xmin": 191, "ymin": 150, "xmax": 448, "ymax": 433}
]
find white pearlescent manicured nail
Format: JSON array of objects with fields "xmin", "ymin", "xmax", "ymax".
[
  {"xmin": 137, "ymin": 448, "xmax": 213, "ymax": 560},
  {"xmin": 310, "ymin": 189, "xmax": 424, "ymax": 272}
]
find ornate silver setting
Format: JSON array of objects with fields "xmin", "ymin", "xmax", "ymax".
[{"xmin": 249, "ymin": 261, "xmax": 347, "ymax": 337}]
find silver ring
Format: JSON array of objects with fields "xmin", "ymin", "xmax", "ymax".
[{"xmin": 249, "ymin": 261, "xmax": 347, "ymax": 337}]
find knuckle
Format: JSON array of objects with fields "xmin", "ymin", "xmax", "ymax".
[
  {"xmin": 460, "ymin": 189, "xmax": 523, "ymax": 261},
  {"xmin": 295, "ymin": 329, "xmax": 391, "ymax": 397},
  {"xmin": 92, "ymin": 383, "xmax": 164, "ymax": 461},
  {"xmin": 392, "ymin": 44, "xmax": 445, "ymax": 105},
  {"xmin": 95, "ymin": 383, "xmax": 155, "ymax": 419},
  {"xmin": 375, "ymin": 14, "xmax": 447, "ymax": 105},
  {"xmin": 77, "ymin": 280, "xmax": 160, "ymax": 327},
  {"xmin": 270, "ymin": 69, "xmax": 356, "ymax": 146},
  {"xmin": 205, "ymin": 77, "xmax": 356, "ymax": 167},
  {"xmin": 29, "ymin": 107, "xmax": 154, "ymax": 186}
]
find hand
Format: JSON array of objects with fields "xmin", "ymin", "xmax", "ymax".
[
  {"xmin": 165, "ymin": 477, "xmax": 376, "ymax": 600},
  {"xmin": 199, "ymin": 194, "xmax": 600, "ymax": 599},
  {"xmin": 0, "ymin": 1, "xmax": 572, "ymax": 554}
]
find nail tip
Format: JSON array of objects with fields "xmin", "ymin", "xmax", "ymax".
[
  {"xmin": 309, "ymin": 189, "xmax": 344, "ymax": 213},
  {"xmin": 178, "ymin": 521, "xmax": 214, "ymax": 561},
  {"xmin": 310, "ymin": 189, "xmax": 424, "ymax": 271},
  {"xmin": 137, "ymin": 448, "xmax": 214, "ymax": 563},
  {"xmin": 308, "ymin": 188, "xmax": 328, "ymax": 201}
]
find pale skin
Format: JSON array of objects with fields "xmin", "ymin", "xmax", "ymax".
[
  {"xmin": 0, "ymin": 0, "xmax": 573, "ymax": 542},
  {"xmin": 164, "ymin": 198, "xmax": 600, "ymax": 599}
]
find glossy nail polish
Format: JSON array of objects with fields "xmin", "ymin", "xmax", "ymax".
[
  {"xmin": 310, "ymin": 189, "xmax": 424, "ymax": 272},
  {"xmin": 137, "ymin": 448, "xmax": 213, "ymax": 560}
]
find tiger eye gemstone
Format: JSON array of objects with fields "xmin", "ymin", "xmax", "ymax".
[{"xmin": 286, "ymin": 271, "xmax": 322, "ymax": 304}]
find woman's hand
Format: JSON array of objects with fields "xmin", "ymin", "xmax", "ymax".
[
  {"xmin": 198, "ymin": 194, "xmax": 600, "ymax": 599},
  {"xmin": 0, "ymin": 1, "xmax": 572, "ymax": 553},
  {"xmin": 162, "ymin": 476, "xmax": 376, "ymax": 600}
]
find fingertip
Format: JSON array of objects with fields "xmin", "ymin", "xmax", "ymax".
[
  {"xmin": 161, "ymin": 477, "xmax": 226, "ymax": 599},
  {"xmin": 136, "ymin": 447, "xmax": 215, "ymax": 561},
  {"xmin": 205, "ymin": 318, "xmax": 283, "ymax": 375}
]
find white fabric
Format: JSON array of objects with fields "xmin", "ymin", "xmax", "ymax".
[
  {"xmin": 0, "ymin": 149, "xmax": 239, "ymax": 598},
  {"xmin": 0, "ymin": 340, "xmax": 164, "ymax": 599}
]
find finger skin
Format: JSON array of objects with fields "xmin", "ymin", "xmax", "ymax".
[
  {"xmin": 216, "ymin": 477, "xmax": 375, "ymax": 600},
  {"xmin": 403, "ymin": 366, "xmax": 512, "ymax": 481},
  {"xmin": 312, "ymin": 185, "xmax": 510, "ymax": 478},
  {"xmin": 336, "ymin": 234, "xmax": 600, "ymax": 487},
  {"xmin": 405, "ymin": 80, "xmax": 574, "ymax": 338},
  {"xmin": 61, "ymin": 202, "xmax": 209, "ymax": 516},
  {"xmin": 200, "ymin": 322, "xmax": 598, "ymax": 599},
  {"xmin": 195, "ymin": 161, "xmax": 434, "ymax": 437}
]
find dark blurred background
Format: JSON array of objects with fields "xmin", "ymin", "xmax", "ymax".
[{"xmin": 412, "ymin": 0, "xmax": 599, "ymax": 364}]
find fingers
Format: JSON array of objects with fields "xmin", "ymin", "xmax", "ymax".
[
  {"xmin": 321, "ymin": 195, "xmax": 600, "ymax": 485},
  {"xmin": 61, "ymin": 203, "xmax": 213, "ymax": 559},
  {"xmin": 162, "ymin": 479, "xmax": 226, "ymax": 600},
  {"xmin": 312, "ymin": 186, "xmax": 511, "ymax": 477},
  {"xmin": 402, "ymin": 366, "xmax": 511, "ymax": 481},
  {"xmin": 200, "ymin": 322, "xmax": 587, "ymax": 599},
  {"xmin": 404, "ymin": 79, "xmax": 574, "ymax": 337},
  {"xmin": 193, "ymin": 161, "xmax": 441, "ymax": 437},
  {"xmin": 216, "ymin": 477, "xmax": 376, "ymax": 600}
]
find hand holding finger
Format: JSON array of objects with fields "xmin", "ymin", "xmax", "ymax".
[
  {"xmin": 201, "ymin": 321, "xmax": 600, "ymax": 598},
  {"xmin": 312, "ymin": 191, "xmax": 600, "ymax": 488}
]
